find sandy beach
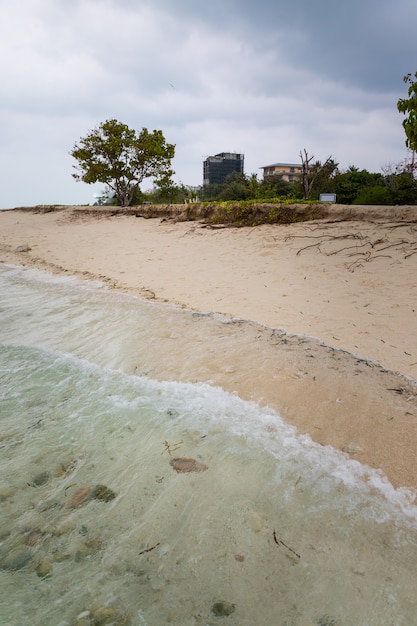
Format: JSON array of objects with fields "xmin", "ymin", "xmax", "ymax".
[{"xmin": 1, "ymin": 204, "xmax": 417, "ymax": 490}]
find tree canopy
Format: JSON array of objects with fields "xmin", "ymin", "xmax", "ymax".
[
  {"xmin": 397, "ymin": 72, "xmax": 417, "ymax": 153},
  {"xmin": 70, "ymin": 119, "xmax": 175, "ymax": 206},
  {"xmin": 199, "ymin": 160, "xmax": 417, "ymax": 206}
]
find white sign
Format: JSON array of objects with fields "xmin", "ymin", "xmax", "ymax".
[{"xmin": 319, "ymin": 193, "xmax": 336, "ymax": 203}]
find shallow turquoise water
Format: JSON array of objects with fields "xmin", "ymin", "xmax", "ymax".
[{"xmin": 1, "ymin": 263, "xmax": 417, "ymax": 625}]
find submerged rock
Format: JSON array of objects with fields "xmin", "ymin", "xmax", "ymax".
[
  {"xmin": 66, "ymin": 484, "xmax": 116, "ymax": 508},
  {"xmin": 0, "ymin": 545, "xmax": 33, "ymax": 571},
  {"xmin": 55, "ymin": 458, "xmax": 78, "ymax": 477},
  {"xmin": 0, "ymin": 485, "xmax": 14, "ymax": 502},
  {"xmin": 26, "ymin": 532, "xmax": 42, "ymax": 547},
  {"xmin": 74, "ymin": 536, "xmax": 103, "ymax": 561},
  {"xmin": 92, "ymin": 484, "xmax": 117, "ymax": 502},
  {"xmin": 316, "ymin": 617, "xmax": 338, "ymax": 626},
  {"xmin": 67, "ymin": 486, "xmax": 92, "ymax": 508},
  {"xmin": 74, "ymin": 603, "xmax": 130, "ymax": 625},
  {"xmin": 35, "ymin": 560, "xmax": 52, "ymax": 578},
  {"xmin": 170, "ymin": 457, "xmax": 208, "ymax": 473},
  {"xmin": 31, "ymin": 471, "xmax": 50, "ymax": 487},
  {"xmin": 211, "ymin": 601, "xmax": 236, "ymax": 617}
]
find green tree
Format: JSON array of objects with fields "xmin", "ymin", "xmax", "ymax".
[
  {"xmin": 383, "ymin": 158, "xmax": 417, "ymax": 204},
  {"xmin": 201, "ymin": 173, "xmax": 250, "ymax": 201},
  {"xmin": 147, "ymin": 178, "xmax": 186, "ymax": 204},
  {"xmin": 392, "ymin": 172, "xmax": 417, "ymax": 204},
  {"xmin": 201, "ymin": 182, "xmax": 223, "ymax": 201},
  {"xmin": 259, "ymin": 174, "xmax": 292, "ymax": 199},
  {"xmin": 398, "ymin": 72, "xmax": 417, "ymax": 152},
  {"xmin": 332, "ymin": 167, "xmax": 384, "ymax": 204},
  {"xmin": 71, "ymin": 119, "xmax": 175, "ymax": 207},
  {"xmin": 218, "ymin": 172, "xmax": 251, "ymax": 201},
  {"xmin": 352, "ymin": 185, "xmax": 393, "ymax": 205}
]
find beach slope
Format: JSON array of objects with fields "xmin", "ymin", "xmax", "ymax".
[{"xmin": 1, "ymin": 204, "xmax": 416, "ymax": 489}]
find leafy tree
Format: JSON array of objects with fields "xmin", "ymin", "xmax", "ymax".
[
  {"xmin": 201, "ymin": 182, "xmax": 224, "ymax": 201},
  {"xmin": 218, "ymin": 172, "xmax": 251, "ymax": 201},
  {"xmin": 397, "ymin": 72, "xmax": 417, "ymax": 152},
  {"xmin": 382, "ymin": 158, "xmax": 417, "ymax": 204},
  {"xmin": 201, "ymin": 172, "xmax": 252, "ymax": 201},
  {"xmin": 389, "ymin": 172, "xmax": 417, "ymax": 204},
  {"xmin": 332, "ymin": 167, "xmax": 384, "ymax": 204},
  {"xmin": 259, "ymin": 174, "xmax": 292, "ymax": 199},
  {"xmin": 147, "ymin": 179, "xmax": 184, "ymax": 204},
  {"xmin": 129, "ymin": 186, "xmax": 146, "ymax": 205},
  {"xmin": 247, "ymin": 173, "xmax": 262, "ymax": 199},
  {"xmin": 71, "ymin": 119, "xmax": 175, "ymax": 207},
  {"xmin": 352, "ymin": 185, "xmax": 393, "ymax": 205}
]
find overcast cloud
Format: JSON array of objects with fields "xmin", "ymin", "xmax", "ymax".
[{"xmin": 0, "ymin": 0, "xmax": 416, "ymax": 208}]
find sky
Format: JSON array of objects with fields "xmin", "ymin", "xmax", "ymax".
[{"xmin": 0, "ymin": 0, "xmax": 416, "ymax": 208}]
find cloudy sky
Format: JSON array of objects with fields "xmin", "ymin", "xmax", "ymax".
[{"xmin": 1, "ymin": 0, "xmax": 416, "ymax": 208}]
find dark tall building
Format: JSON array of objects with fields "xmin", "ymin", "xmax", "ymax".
[{"xmin": 203, "ymin": 152, "xmax": 244, "ymax": 185}]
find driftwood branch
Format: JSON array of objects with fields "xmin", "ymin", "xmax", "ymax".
[{"xmin": 273, "ymin": 530, "xmax": 301, "ymax": 560}]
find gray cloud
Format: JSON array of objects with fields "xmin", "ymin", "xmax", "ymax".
[{"xmin": 0, "ymin": 0, "xmax": 414, "ymax": 208}]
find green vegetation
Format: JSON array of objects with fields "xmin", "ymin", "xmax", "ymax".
[
  {"xmin": 352, "ymin": 185, "xmax": 393, "ymax": 205},
  {"xmin": 173, "ymin": 160, "xmax": 417, "ymax": 208},
  {"xmin": 89, "ymin": 153, "xmax": 417, "ymax": 209},
  {"xmin": 71, "ymin": 78, "xmax": 417, "ymax": 209},
  {"xmin": 70, "ymin": 119, "xmax": 175, "ymax": 207},
  {"xmin": 203, "ymin": 200, "xmax": 326, "ymax": 227},
  {"xmin": 398, "ymin": 72, "xmax": 417, "ymax": 152}
]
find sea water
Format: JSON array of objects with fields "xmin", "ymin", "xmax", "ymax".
[{"xmin": 1, "ymin": 264, "xmax": 417, "ymax": 626}]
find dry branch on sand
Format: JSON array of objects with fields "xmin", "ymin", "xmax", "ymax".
[{"xmin": 281, "ymin": 222, "xmax": 417, "ymax": 270}]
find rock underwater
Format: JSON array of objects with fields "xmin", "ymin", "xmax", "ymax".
[{"xmin": 169, "ymin": 457, "xmax": 208, "ymax": 473}]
